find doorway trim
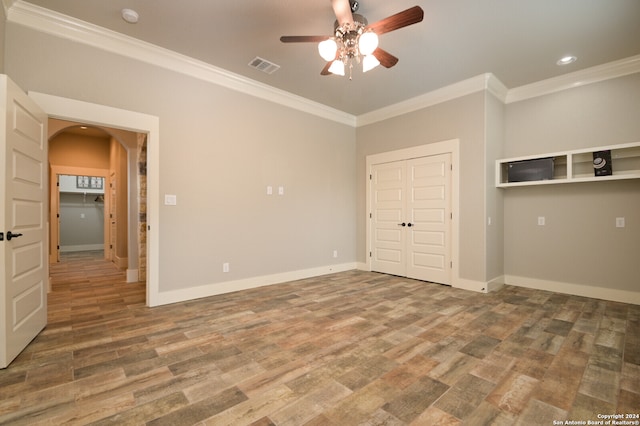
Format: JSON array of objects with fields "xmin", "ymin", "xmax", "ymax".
[
  {"xmin": 365, "ymin": 139, "xmax": 460, "ymax": 287},
  {"xmin": 29, "ymin": 92, "xmax": 160, "ymax": 307}
]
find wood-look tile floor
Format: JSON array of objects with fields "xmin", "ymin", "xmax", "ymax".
[{"xmin": 0, "ymin": 251, "xmax": 638, "ymax": 425}]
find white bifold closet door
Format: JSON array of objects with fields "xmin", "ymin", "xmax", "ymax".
[{"xmin": 370, "ymin": 153, "xmax": 452, "ymax": 285}]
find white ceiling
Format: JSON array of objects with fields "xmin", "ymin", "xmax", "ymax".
[{"xmin": 16, "ymin": 0, "xmax": 640, "ymax": 115}]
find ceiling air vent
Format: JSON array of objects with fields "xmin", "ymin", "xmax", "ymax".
[{"xmin": 248, "ymin": 57, "xmax": 280, "ymax": 74}]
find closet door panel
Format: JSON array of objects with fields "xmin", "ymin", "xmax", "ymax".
[
  {"xmin": 406, "ymin": 154, "xmax": 452, "ymax": 284},
  {"xmin": 371, "ymin": 161, "xmax": 406, "ymax": 276}
]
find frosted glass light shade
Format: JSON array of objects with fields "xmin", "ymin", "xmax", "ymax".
[
  {"xmin": 358, "ymin": 31, "xmax": 378, "ymax": 55},
  {"xmin": 318, "ymin": 39, "xmax": 338, "ymax": 61},
  {"xmin": 362, "ymin": 54, "xmax": 380, "ymax": 72},
  {"xmin": 328, "ymin": 60, "xmax": 345, "ymax": 76}
]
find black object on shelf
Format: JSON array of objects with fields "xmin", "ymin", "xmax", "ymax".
[
  {"xmin": 593, "ymin": 150, "xmax": 612, "ymax": 176},
  {"xmin": 507, "ymin": 157, "xmax": 554, "ymax": 182}
]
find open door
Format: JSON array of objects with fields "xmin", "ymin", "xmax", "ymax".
[{"xmin": 0, "ymin": 75, "xmax": 48, "ymax": 368}]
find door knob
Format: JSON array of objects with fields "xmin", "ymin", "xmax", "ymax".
[
  {"xmin": 407, "ymin": 223, "xmax": 414, "ymax": 227},
  {"xmin": 6, "ymin": 231, "xmax": 23, "ymax": 241},
  {"xmin": 397, "ymin": 222, "xmax": 406, "ymax": 227}
]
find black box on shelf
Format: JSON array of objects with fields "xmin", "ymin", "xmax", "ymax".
[
  {"xmin": 507, "ymin": 157, "xmax": 554, "ymax": 182},
  {"xmin": 593, "ymin": 150, "xmax": 612, "ymax": 176}
]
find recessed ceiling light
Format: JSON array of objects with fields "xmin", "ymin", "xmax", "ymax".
[
  {"xmin": 121, "ymin": 8, "xmax": 139, "ymax": 24},
  {"xmin": 557, "ymin": 55, "xmax": 577, "ymax": 66}
]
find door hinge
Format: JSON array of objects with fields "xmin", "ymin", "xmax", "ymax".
[
  {"xmin": 56, "ymin": 182, "xmax": 60, "ymax": 186},
  {"xmin": 369, "ymin": 212, "xmax": 372, "ymax": 219},
  {"xmin": 450, "ymin": 164, "xmax": 453, "ymax": 171},
  {"xmin": 450, "ymin": 261, "xmax": 453, "ymax": 268},
  {"xmin": 369, "ymin": 174, "xmax": 372, "ymax": 180},
  {"xmin": 110, "ymin": 244, "xmax": 113, "ymax": 249},
  {"xmin": 57, "ymin": 245, "xmax": 60, "ymax": 250},
  {"xmin": 450, "ymin": 212, "xmax": 453, "ymax": 220},
  {"xmin": 369, "ymin": 251, "xmax": 372, "ymax": 257}
]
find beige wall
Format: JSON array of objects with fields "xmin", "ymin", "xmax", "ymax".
[
  {"xmin": 356, "ymin": 92, "xmax": 488, "ymax": 283},
  {"xmin": 5, "ymin": 22, "xmax": 356, "ymax": 293},
  {"xmin": 503, "ymin": 74, "xmax": 640, "ymax": 291}
]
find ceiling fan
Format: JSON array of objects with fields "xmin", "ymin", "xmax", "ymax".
[{"xmin": 280, "ymin": 0, "xmax": 424, "ymax": 79}]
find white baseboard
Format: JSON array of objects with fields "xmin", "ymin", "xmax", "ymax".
[
  {"xmin": 155, "ymin": 262, "xmax": 358, "ymax": 306},
  {"xmin": 126, "ymin": 269, "xmax": 139, "ymax": 283},
  {"xmin": 504, "ymin": 275, "xmax": 640, "ymax": 305},
  {"xmin": 487, "ymin": 275, "xmax": 506, "ymax": 292},
  {"xmin": 60, "ymin": 244, "xmax": 104, "ymax": 252},
  {"xmin": 453, "ymin": 277, "xmax": 489, "ymax": 293}
]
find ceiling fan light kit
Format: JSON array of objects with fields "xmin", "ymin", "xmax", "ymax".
[
  {"xmin": 322, "ymin": 17, "xmax": 380, "ymax": 78},
  {"xmin": 281, "ymin": 1, "xmax": 424, "ymax": 80}
]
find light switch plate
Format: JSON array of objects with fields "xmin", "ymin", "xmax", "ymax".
[
  {"xmin": 164, "ymin": 194, "xmax": 177, "ymax": 205},
  {"xmin": 278, "ymin": 186, "xmax": 284, "ymax": 195},
  {"xmin": 616, "ymin": 217, "xmax": 625, "ymax": 228},
  {"xmin": 538, "ymin": 216, "xmax": 545, "ymax": 226}
]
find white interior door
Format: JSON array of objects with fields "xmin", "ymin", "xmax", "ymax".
[
  {"xmin": 0, "ymin": 75, "xmax": 48, "ymax": 368},
  {"xmin": 370, "ymin": 154, "xmax": 452, "ymax": 285},
  {"xmin": 371, "ymin": 161, "xmax": 407, "ymax": 276},
  {"xmin": 406, "ymin": 154, "xmax": 452, "ymax": 285}
]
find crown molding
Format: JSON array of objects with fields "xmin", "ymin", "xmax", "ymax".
[
  {"xmin": 7, "ymin": 1, "xmax": 357, "ymax": 127},
  {"xmin": 356, "ymin": 73, "xmax": 507, "ymax": 127},
  {"xmin": 505, "ymin": 54, "xmax": 640, "ymax": 104},
  {"xmin": 2, "ymin": 0, "xmax": 15, "ymax": 16}
]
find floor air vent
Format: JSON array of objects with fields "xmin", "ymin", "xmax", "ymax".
[{"xmin": 248, "ymin": 57, "xmax": 280, "ymax": 74}]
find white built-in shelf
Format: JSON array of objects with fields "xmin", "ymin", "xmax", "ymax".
[{"xmin": 496, "ymin": 142, "xmax": 640, "ymax": 188}]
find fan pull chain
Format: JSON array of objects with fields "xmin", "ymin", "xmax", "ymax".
[{"xmin": 349, "ymin": 61, "xmax": 353, "ymax": 80}]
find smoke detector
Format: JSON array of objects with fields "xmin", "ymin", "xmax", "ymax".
[{"xmin": 121, "ymin": 8, "xmax": 139, "ymax": 24}]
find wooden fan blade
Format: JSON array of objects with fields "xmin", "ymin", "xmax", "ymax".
[
  {"xmin": 280, "ymin": 35, "xmax": 330, "ymax": 43},
  {"xmin": 373, "ymin": 48, "xmax": 399, "ymax": 68},
  {"xmin": 331, "ymin": 0, "xmax": 354, "ymax": 26},
  {"xmin": 321, "ymin": 62, "xmax": 332, "ymax": 75},
  {"xmin": 366, "ymin": 6, "xmax": 424, "ymax": 35}
]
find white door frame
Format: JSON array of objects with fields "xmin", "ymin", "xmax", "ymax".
[
  {"xmin": 29, "ymin": 92, "xmax": 160, "ymax": 307},
  {"xmin": 366, "ymin": 139, "xmax": 460, "ymax": 286}
]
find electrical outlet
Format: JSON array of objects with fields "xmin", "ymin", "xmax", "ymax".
[
  {"xmin": 266, "ymin": 186, "xmax": 273, "ymax": 195},
  {"xmin": 333, "ymin": 250, "xmax": 338, "ymax": 258},
  {"xmin": 278, "ymin": 186, "xmax": 284, "ymax": 195},
  {"xmin": 616, "ymin": 217, "xmax": 625, "ymax": 228},
  {"xmin": 223, "ymin": 262, "xmax": 230, "ymax": 273},
  {"xmin": 538, "ymin": 216, "xmax": 545, "ymax": 226}
]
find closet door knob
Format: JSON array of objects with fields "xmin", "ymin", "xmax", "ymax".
[
  {"xmin": 407, "ymin": 223, "xmax": 414, "ymax": 227},
  {"xmin": 397, "ymin": 222, "xmax": 406, "ymax": 227}
]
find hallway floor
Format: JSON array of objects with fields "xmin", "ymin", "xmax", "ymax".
[{"xmin": 0, "ymin": 252, "xmax": 638, "ymax": 424}]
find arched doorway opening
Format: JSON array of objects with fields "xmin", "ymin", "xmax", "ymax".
[{"xmin": 48, "ymin": 119, "xmax": 148, "ymax": 285}]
